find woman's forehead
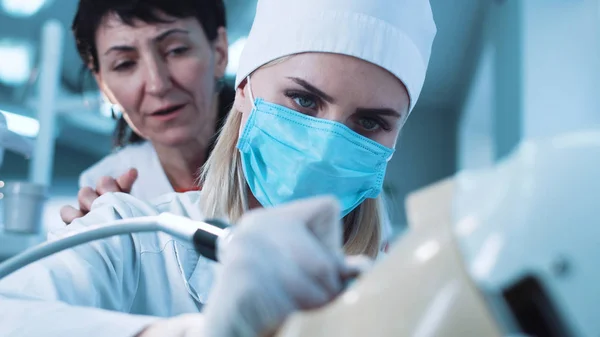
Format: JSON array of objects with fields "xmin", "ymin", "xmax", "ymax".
[
  {"xmin": 256, "ymin": 53, "xmax": 409, "ymax": 111},
  {"xmin": 95, "ymin": 13, "xmax": 199, "ymax": 44}
]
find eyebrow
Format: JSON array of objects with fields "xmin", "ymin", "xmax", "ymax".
[
  {"xmin": 103, "ymin": 28, "xmax": 190, "ymax": 56},
  {"xmin": 287, "ymin": 77, "xmax": 335, "ymax": 103},
  {"xmin": 356, "ymin": 107, "xmax": 402, "ymax": 118},
  {"xmin": 154, "ymin": 28, "xmax": 189, "ymax": 42}
]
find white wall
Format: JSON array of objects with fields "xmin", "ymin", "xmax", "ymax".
[
  {"xmin": 458, "ymin": 41, "xmax": 495, "ymax": 171},
  {"xmin": 520, "ymin": 0, "xmax": 600, "ymax": 139},
  {"xmin": 460, "ymin": 0, "xmax": 600, "ymax": 165},
  {"xmin": 384, "ymin": 105, "xmax": 458, "ymax": 230}
]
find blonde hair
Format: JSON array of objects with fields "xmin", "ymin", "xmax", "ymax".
[{"xmin": 199, "ymin": 60, "xmax": 384, "ymax": 258}]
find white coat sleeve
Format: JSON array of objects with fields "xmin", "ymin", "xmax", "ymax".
[{"xmin": 0, "ymin": 195, "xmax": 160, "ymax": 337}]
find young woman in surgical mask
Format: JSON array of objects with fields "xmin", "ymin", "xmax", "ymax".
[
  {"xmin": 200, "ymin": 57, "xmax": 403, "ymax": 257},
  {"xmin": 198, "ymin": 0, "xmax": 436, "ymax": 257}
]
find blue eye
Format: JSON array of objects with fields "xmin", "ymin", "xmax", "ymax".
[
  {"xmin": 292, "ymin": 95, "xmax": 317, "ymax": 109},
  {"xmin": 284, "ymin": 90, "xmax": 321, "ymax": 113},
  {"xmin": 358, "ymin": 118, "xmax": 381, "ymax": 131}
]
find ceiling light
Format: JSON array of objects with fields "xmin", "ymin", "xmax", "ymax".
[
  {"xmin": 0, "ymin": 39, "xmax": 33, "ymax": 85},
  {"xmin": 1, "ymin": 0, "xmax": 49, "ymax": 17}
]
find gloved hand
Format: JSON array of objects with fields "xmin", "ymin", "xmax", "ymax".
[
  {"xmin": 139, "ymin": 195, "xmax": 370, "ymax": 337},
  {"xmin": 200, "ymin": 195, "xmax": 358, "ymax": 337},
  {"xmin": 60, "ymin": 168, "xmax": 138, "ymax": 224}
]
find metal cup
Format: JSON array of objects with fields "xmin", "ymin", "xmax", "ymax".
[{"xmin": 1, "ymin": 181, "xmax": 48, "ymax": 234}]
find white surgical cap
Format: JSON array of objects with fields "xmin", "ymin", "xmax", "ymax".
[{"xmin": 235, "ymin": 0, "xmax": 437, "ymax": 113}]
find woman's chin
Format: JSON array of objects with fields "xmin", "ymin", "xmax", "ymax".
[{"xmin": 149, "ymin": 128, "xmax": 201, "ymax": 148}]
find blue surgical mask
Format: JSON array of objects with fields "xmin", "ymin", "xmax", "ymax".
[{"xmin": 237, "ymin": 77, "xmax": 394, "ymax": 217}]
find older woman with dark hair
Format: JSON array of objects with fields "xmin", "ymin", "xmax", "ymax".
[{"xmin": 60, "ymin": 0, "xmax": 233, "ymax": 223}]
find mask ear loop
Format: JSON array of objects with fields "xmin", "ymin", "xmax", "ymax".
[{"xmin": 246, "ymin": 76, "xmax": 257, "ymax": 109}]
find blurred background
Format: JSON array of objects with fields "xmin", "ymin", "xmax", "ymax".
[{"xmin": 0, "ymin": 0, "xmax": 598, "ymax": 234}]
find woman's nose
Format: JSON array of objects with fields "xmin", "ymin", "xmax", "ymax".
[
  {"xmin": 316, "ymin": 109, "xmax": 347, "ymax": 125},
  {"xmin": 143, "ymin": 58, "xmax": 173, "ymax": 96}
]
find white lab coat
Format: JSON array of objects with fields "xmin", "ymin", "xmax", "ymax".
[
  {"xmin": 79, "ymin": 141, "xmax": 395, "ymax": 247},
  {"xmin": 0, "ymin": 191, "xmax": 215, "ymax": 337},
  {"xmin": 80, "ymin": 142, "xmax": 174, "ymax": 200}
]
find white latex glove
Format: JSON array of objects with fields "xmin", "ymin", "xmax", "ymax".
[
  {"xmin": 139, "ymin": 195, "xmax": 370, "ymax": 337},
  {"xmin": 200, "ymin": 195, "xmax": 359, "ymax": 337}
]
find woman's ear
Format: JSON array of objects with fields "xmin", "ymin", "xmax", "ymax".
[
  {"xmin": 212, "ymin": 27, "xmax": 229, "ymax": 79},
  {"xmin": 90, "ymin": 63, "xmax": 103, "ymax": 88},
  {"xmin": 92, "ymin": 70, "xmax": 115, "ymax": 105},
  {"xmin": 234, "ymin": 78, "xmax": 250, "ymax": 113},
  {"xmin": 235, "ymin": 78, "xmax": 254, "ymax": 137}
]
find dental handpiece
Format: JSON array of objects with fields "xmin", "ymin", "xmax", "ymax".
[{"xmin": 0, "ymin": 213, "xmax": 233, "ymax": 280}]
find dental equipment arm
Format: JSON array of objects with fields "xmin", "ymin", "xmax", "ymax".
[
  {"xmin": 0, "ymin": 201, "xmax": 233, "ymax": 337},
  {"xmin": 0, "ymin": 213, "xmax": 231, "ymax": 280}
]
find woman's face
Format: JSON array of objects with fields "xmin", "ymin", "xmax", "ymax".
[
  {"xmin": 234, "ymin": 53, "xmax": 410, "ymax": 148},
  {"xmin": 93, "ymin": 12, "xmax": 228, "ymax": 146}
]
